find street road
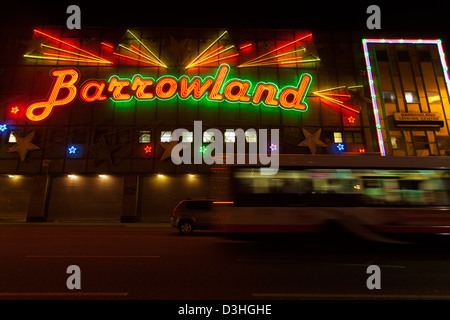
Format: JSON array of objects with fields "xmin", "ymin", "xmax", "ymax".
[{"xmin": 1, "ymin": 223, "xmax": 450, "ymax": 300}]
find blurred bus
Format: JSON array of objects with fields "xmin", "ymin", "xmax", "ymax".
[{"xmin": 214, "ymin": 155, "xmax": 450, "ymax": 239}]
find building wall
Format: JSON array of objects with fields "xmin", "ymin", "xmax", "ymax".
[
  {"xmin": 1, "ymin": 26, "xmax": 448, "ymax": 222},
  {"xmin": 0, "ymin": 27, "xmax": 372, "ymax": 178},
  {"xmin": 0, "ymin": 175, "xmax": 33, "ymax": 220},
  {"xmin": 140, "ymin": 174, "xmax": 211, "ymax": 222},
  {"xmin": 367, "ymin": 41, "xmax": 450, "ymax": 156},
  {"xmin": 46, "ymin": 175, "xmax": 123, "ymax": 221}
]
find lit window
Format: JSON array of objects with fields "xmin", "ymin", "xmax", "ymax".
[
  {"xmin": 182, "ymin": 132, "xmax": 193, "ymax": 143},
  {"xmin": 391, "ymin": 136, "xmax": 405, "ymax": 149},
  {"xmin": 427, "ymin": 92, "xmax": 441, "ymax": 104},
  {"xmin": 160, "ymin": 131, "xmax": 172, "ymax": 142},
  {"xmin": 8, "ymin": 131, "xmax": 19, "ymax": 143},
  {"xmin": 245, "ymin": 130, "xmax": 257, "ymax": 143},
  {"xmin": 139, "ymin": 131, "xmax": 151, "ymax": 143},
  {"xmin": 333, "ymin": 132, "xmax": 343, "ymax": 143},
  {"xmin": 203, "ymin": 131, "xmax": 215, "ymax": 143},
  {"xmin": 382, "ymin": 91, "xmax": 396, "ymax": 103},
  {"xmin": 405, "ymin": 92, "xmax": 419, "ymax": 103},
  {"xmin": 224, "ymin": 132, "xmax": 235, "ymax": 143}
]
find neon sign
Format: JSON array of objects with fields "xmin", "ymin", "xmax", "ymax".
[{"xmin": 25, "ymin": 64, "xmax": 313, "ymax": 122}]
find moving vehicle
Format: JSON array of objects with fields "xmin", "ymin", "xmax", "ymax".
[
  {"xmin": 213, "ymin": 155, "xmax": 450, "ymax": 240},
  {"xmin": 170, "ymin": 198, "xmax": 232, "ymax": 235}
]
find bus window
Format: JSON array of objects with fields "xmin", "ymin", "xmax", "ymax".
[{"xmin": 232, "ymin": 167, "xmax": 450, "ymax": 207}]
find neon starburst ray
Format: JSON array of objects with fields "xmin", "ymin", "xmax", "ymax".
[
  {"xmin": 24, "ymin": 29, "xmax": 113, "ymax": 65},
  {"xmin": 185, "ymin": 31, "xmax": 239, "ymax": 69},
  {"xmin": 123, "ymin": 30, "xmax": 167, "ymax": 68},
  {"xmin": 113, "ymin": 43, "xmax": 166, "ymax": 67},
  {"xmin": 237, "ymin": 33, "xmax": 317, "ymax": 68},
  {"xmin": 313, "ymin": 86, "xmax": 360, "ymax": 114}
]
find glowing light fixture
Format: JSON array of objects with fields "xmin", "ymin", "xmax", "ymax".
[
  {"xmin": 239, "ymin": 43, "xmax": 253, "ymax": 50},
  {"xmin": 312, "ymin": 86, "xmax": 360, "ymax": 114},
  {"xmin": 157, "ymin": 174, "xmax": 164, "ymax": 178},
  {"xmin": 68, "ymin": 174, "xmax": 77, "ymax": 178},
  {"xmin": 361, "ymin": 38, "xmax": 450, "ymax": 156},
  {"xmin": 25, "ymin": 29, "xmax": 112, "ymax": 65},
  {"xmin": 114, "ymin": 43, "xmax": 166, "ymax": 67},
  {"xmin": 238, "ymin": 33, "xmax": 318, "ymax": 68},
  {"xmin": 101, "ymin": 42, "xmax": 114, "ymax": 49},
  {"xmin": 126, "ymin": 30, "xmax": 167, "ymax": 68},
  {"xmin": 144, "ymin": 145, "xmax": 153, "ymax": 154},
  {"xmin": 98, "ymin": 174, "xmax": 107, "ymax": 178},
  {"xmin": 68, "ymin": 146, "xmax": 77, "ymax": 154},
  {"xmin": 186, "ymin": 31, "xmax": 239, "ymax": 69}
]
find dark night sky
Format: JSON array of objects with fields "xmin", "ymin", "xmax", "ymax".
[
  {"xmin": 0, "ymin": 1, "xmax": 448, "ymax": 33},
  {"xmin": 1, "ymin": 1, "xmax": 450, "ymax": 52}
]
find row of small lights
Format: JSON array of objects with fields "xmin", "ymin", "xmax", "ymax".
[
  {"xmin": 65, "ymin": 174, "xmax": 196, "ymax": 178},
  {"xmin": 7, "ymin": 173, "xmax": 197, "ymax": 178},
  {"xmin": 6, "ymin": 174, "xmax": 188, "ymax": 178}
]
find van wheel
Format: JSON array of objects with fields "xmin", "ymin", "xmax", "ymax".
[{"xmin": 179, "ymin": 220, "xmax": 194, "ymax": 235}]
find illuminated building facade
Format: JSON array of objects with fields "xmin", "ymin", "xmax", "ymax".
[{"xmin": 0, "ymin": 27, "xmax": 449, "ymax": 222}]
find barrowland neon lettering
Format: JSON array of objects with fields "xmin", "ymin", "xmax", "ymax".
[{"xmin": 25, "ymin": 64, "xmax": 313, "ymax": 122}]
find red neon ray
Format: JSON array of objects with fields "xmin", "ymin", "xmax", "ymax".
[
  {"xmin": 186, "ymin": 31, "xmax": 239, "ymax": 69},
  {"xmin": 30, "ymin": 29, "xmax": 112, "ymax": 65},
  {"xmin": 313, "ymin": 87, "xmax": 360, "ymax": 114},
  {"xmin": 239, "ymin": 43, "xmax": 253, "ymax": 50},
  {"xmin": 101, "ymin": 42, "xmax": 114, "ymax": 49},
  {"xmin": 114, "ymin": 45, "xmax": 163, "ymax": 67},
  {"xmin": 238, "ymin": 34, "xmax": 314, "ymax": 68}
]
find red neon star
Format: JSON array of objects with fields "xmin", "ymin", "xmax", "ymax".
[
  {"xmin": 347, "ymin": 116, "xmax": 355, "ymax": 123},
  {"xmin": 11, "ymin": 107, "xmax": 20, "ymax": 114},
  {"xmin": 144, "ymin": 145, "xmax": 152, "ymax": 154}
]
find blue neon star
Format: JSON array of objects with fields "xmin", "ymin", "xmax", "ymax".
[
  {"xmin": 337, "ymin": 143, "xmax": 345, "ymax": 151},
  {"xmin": 68, "ymin": 146, "xmax": 77, "ymax": 154},
  {"xmin": 0, "ymin": 124, "xmax": 7, "ymax": 132}
]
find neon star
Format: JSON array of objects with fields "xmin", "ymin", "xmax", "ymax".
[
  {"xmin": 0, "ymin": 124, "xmax": 7, "ymax": 132},
  {"xmin": 269, "ymin": 144, "xmax": 278, "ymax": 151},
  {"xmin": 348, "ymin": 116, "xmax": 355, "ymax": 123},
  {"xmin": 144, "ymin": 145, "xmax": 152, "ymax": 154},
  {"xmin": 337, "ymin": 143, "xmax": 345, "ymax": 151},
  {"xmin": 68, "ymin": 146, "xmax": 77, "ymax": 154},
  {"xmin": 11, "ymin": 107, "xmax": 20, "ymax": 114}
]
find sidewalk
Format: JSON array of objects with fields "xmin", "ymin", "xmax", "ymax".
[{"xmin": 0, "ymin": 220, "xmax": 172, "ymax": 228}]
